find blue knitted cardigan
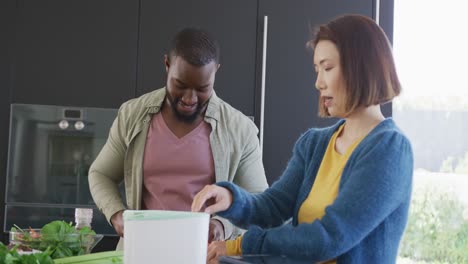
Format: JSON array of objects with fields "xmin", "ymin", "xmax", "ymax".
[{"xmin": 217, "ymin": 118, "xmax": 413, "ymax": 263}]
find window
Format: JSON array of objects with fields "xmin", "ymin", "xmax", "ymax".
[{"xmin": 393, "ymin": 1, "xmax": 468, "ymax": 263}]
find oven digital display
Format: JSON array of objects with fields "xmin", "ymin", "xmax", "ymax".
[{"xmin": 64, "ymin": 109, "xmax": 82, "ymax": 119}]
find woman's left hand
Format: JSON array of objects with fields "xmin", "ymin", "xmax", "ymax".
[{"xmin": 207, "ymin": 241, "xmax": 227, "ymax": 264}]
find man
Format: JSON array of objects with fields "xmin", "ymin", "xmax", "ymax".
[{"xmin": 88, "ymin": 28, "xmax": 268, "ymax": 249}]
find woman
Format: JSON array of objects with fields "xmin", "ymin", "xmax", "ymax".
[{"xmin": 192, "ymin": 14, "xmax": 413, "ymax": 264}]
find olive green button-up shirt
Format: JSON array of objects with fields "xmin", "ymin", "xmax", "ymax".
[{"xmin": 89, "ymin": 87, "xmax": 268, "ymax": 241}]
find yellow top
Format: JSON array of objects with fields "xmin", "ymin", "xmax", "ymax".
[
  {"xmin": 226, "ymin": 124, "xmax": 363, "ymax": 261},
  {"xmin": 297, "ymin": 124, "xmax": 363, "ymax": 222},
  {"xmin": 226, "ymin": 235, "xmax": 243, "ymax": 255}
]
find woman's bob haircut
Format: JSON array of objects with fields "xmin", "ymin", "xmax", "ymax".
[{"xmin": 308, "ymin": 14, "xmax": 401, "ymax": 117}]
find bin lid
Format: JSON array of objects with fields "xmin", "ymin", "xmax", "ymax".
[{"xmin": 123, "ymin": 210, "xmax": 208, "ymax": 221}]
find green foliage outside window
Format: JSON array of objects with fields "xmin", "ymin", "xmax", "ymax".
[
  {"xmin": 399, "ymin": 185, "xmax": 468, "ymax": 263},
  {"xmin": 440, "ymin": 152, "xmax": 468, "ymax": 174}
]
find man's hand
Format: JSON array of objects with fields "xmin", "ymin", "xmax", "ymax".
[
  {"xmin": 191, "ymin": 185, "xmax": 232, "ymax": 214},
  {"xmin": 208, "ymin": 219, "xmax": 224, "ymax": 243},
  {"xmin": 207, "ymin": 241, "xmax": 227, "ymax": 264},
  {"xmin": 110, "ymin": 210, "xmax": 125, "ymax": 237}
]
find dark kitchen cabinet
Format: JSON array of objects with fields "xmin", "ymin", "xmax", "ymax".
[
  {"xmin": 257, "ymin": 0, "xmax": 392, "ymax": 183},
  {"xmin": 11, "ymin": 0, "xmax": 139, "ymax": 108},
  {"xmin": 137, "ymin": 0, "xmax": 258, "ymax": 117},
  {"xmin": 1, "ymin": 0, "xmax": 15, "ymax": 244}
]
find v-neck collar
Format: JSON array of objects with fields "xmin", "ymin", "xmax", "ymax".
[
  {"xmin": 156, "ymin": 113, "xmax": 206, "ymax": 143},
  {"xmin": 332, "ymin": 124, "xmax": 365, "ymax": 156}
]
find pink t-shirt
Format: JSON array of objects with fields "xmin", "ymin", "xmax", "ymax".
[{"xmin": 141, "ymin": 113, "xmax": 215, "ymax": 211}]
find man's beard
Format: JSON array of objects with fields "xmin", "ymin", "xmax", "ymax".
[{"xmin": 166, "ymin": 92, "xmax": 209, "ymax": 123}]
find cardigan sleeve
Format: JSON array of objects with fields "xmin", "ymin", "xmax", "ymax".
[
  {"xmin": 217, "ymin": 130, "xmax": 315, "ymax": 229},
  {"xmin": 240, "ymin": 130, "xmax": 413, "ymax": 261}
]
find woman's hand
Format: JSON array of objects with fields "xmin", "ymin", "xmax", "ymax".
[
  {"xmin": 191, "ymin": 185, "xmax": 233, "ymax": 214},
  {"xmin": 207, "ymin": 241, "xmax": 227, "ymax": 264}
]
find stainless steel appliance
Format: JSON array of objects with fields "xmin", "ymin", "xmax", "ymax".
[{"xmin": 4, "ymin": 104, "xmax": 119, "ymax": 235}]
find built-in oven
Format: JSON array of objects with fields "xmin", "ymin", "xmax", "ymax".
[{"xmin": 4, "ymin": 104, "xmax": 121, "ymax": 237}]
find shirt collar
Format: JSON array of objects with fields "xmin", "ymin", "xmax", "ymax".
[{"xmin": 143, "ymin": 87, "xmax": 221, "ymax": 122}]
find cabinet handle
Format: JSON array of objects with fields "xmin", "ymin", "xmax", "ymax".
[
  {"xmin": 375, "ymin": 0, "xmax": 380, "ymax": 25},
  {"xmin": 259, "ymin": 15, "xmax": 268, "ymax": 153}
]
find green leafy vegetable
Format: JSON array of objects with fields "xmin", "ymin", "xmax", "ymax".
[
  {"xmin": 0, "ymin": 242, "xmax": 54, "ymax": 264},
  {"xmin": 10, "ymin": 220, "xmax": 99, "ymax": 259}
]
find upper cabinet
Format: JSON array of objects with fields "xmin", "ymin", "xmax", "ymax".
[
  {"xmin": 258, "ymin": 0, "xmax": 376, "ymax": 183},
  {"xmin": 1, "ymin": 0, "xmax": 13, "ymax": 110},
  {"xmin": 137, "ymin": 0, "xmax": 258, "ymax": 117},
  {"xmin": 11, "ymin": 0, "xmax": 139, "ymax": 108}
]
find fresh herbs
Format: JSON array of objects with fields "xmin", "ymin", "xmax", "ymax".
[
  {"xmin": 10, "ymin": 220, "xmax": 98, "ymax": 259},
  {"xmin": 0, "ymin": 242, "xmax": 54, "ymax": 264}
]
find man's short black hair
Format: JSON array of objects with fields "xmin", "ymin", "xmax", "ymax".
[{"xmin": 168, "ymin": 28, "xmax": 220, "ymax": 66}]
